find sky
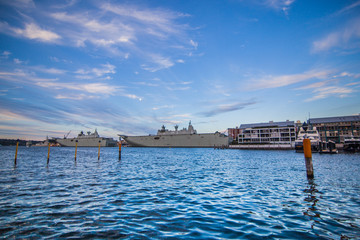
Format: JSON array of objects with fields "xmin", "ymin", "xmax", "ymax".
[{"xmin": 0, "ymin": 0, "xmax": 360, "ymax": 140}]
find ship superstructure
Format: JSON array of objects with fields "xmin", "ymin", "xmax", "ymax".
[
  {"xmin": 55, "ymin": 129, "xmax": 117, "ymax": 147},
  {"xmin": 121, "ymin": 121, "xmax": 229, "ymax": 148}
]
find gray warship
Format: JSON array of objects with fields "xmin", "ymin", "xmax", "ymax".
[
  {"xmin": 55, "ymin": 129, "xmax": 117, "ymax": 147},
  {"xmin": 121, "ymin": 121, "xmax": 229, "ymax": 148}
]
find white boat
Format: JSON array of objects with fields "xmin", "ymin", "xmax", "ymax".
[
  {"xmin": 121, "ymin": 121, "xmax": 229, "ymax": 148},
  {"xmin": 295, "ymin": 126, "xmax": 320, "ymax": 152},
  {"xmin": 343, "ymin": 135, "xmax": 360, "ymax": 152},
  {"xmin": 55, "ymin": 129, "xmax": 117, "ymax": 147}
]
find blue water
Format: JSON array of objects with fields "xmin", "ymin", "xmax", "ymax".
[{"xmin": 0, "ymin": 147, "xmax": 359, "ymax": 239}]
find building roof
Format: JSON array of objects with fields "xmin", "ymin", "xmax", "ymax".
[
  {"xmin": 240, "ymin": 120, "xmax": 295, "ymax": 129},
  {"xmin": 310, "ymin": 115, "xmax": 360, "ymax": 124}
]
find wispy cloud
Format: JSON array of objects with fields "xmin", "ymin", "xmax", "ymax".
[
  {"xmin": 346, "ymin": 81, "xmax": 360, "ymax": 87},
  {"xmin": 99, "ymin": 2, "xmax": 188, "ymax": 36},
  {"xmin": 335, "ymin": 0, "xmax": 360, "ymax": 16},
  {"xmin": 55, "ymin": 94, "xmax": 99, "ymax": 100},
  {"xmin": 0, "ymin": 64, "xmax": 140, "ymax": 101},
  {"xmin": 312, "ymin": 17, "xmax": 360, "ymax": 52},
  {"xmin": 1, "ymin": 0, "xmax": 35, "ymax": 9},
  {"xmin": 1, "ymin": 51, "xmax": 11, "ymax": 58},
  {"xmin": 304, "ymin": 86, "xmax": 354, "ymax": 102},
  {"xmin": 48, "ymin": 3, "xmax": 192, "ymax": 70},
  {"xmin": 39, "ymin": 82, "xmax": 119, "ymax": 95},
  {"xmin": 141, "ymin": 54, "xmax": 174, "ymax": 72},
  {"xmin": 199, "ymin": 101, "xmax": 257, "ymax": 117},
  {"xmin": 49, "ymin": 11, "xmax": 135, "ymax": 47},
  {"xmin": 293, "ymin": 71, "xmax": 359, "ymax": 101},
  {"xmin": 152, "ymin": 105, "xmax": 174, "ymax": 111},
  {"xmin": 0, "ymin": 2, "xmax": 194, "ymax": 71},
  {"xmin": 263, "ymin": 0, "xmax": 296, "ymax": 15},
  {"xmin": 75, "ymin": 63, "xmax": 116, "ymax": 78},
  {"xmin": 247, "ymin": 70, "xmax": 331, "ymax": 90},
  {"xmin": 31, "ymin": 66, "xmax": 67, "ymax": 75},
  {"xmin": 0, "ymin": 22, "xmax": 61, "ymax": 43},
  {"xmin": 157, "ymin": 114, "xmax": 192, "ymax": 125}
]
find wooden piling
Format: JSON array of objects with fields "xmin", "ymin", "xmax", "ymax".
[
  {"xmin": 47, "ymin": 142, "xmax": 50, "ymax": 165},
  {"xmin": 98, "ymin": 141, "xmax": 101, "ymax": 160},
  {"xmin": 303, "ymin": 138, "xmax": 314, "ymax": 179},
  {"xmin": 75, "ymin": 141, "xmax": 78, "ymax": 161},
  {"xmin": 14, "ymin": 140, "xmax": 19, "ymax": 165},
  {"xmin": 118, "ymin": 141, "xmax": 122, "ymax": 160}
]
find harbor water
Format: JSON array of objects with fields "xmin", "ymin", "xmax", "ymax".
[{"xmin": 0, "ymin": 147, "xmax": 359, "ymax": 239}]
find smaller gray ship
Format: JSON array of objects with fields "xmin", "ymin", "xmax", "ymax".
[{"xmin": 55, "ymin": 129, "xmax": 117, "ymax": 147}]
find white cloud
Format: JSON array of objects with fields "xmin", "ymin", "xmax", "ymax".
[
  {"xmin": 190, "ymin": 39, "xmax": 198, "ymax": 49},
  {"xmin": 55, "ymin": 94, "xmax": 99, "ymax": 100},
  {"xmin": 264, "ymin": 0, "xmax": 295, "ymax": 15},
  {"xmin": 14, "ymin": 58, "xmax": 23, "ymax": 64},
  {"xmin": 1, "ymin": 51, "xmax": 11, "ymax": 58},
  {"xmin": 31, "ymin": 66, "xmax": 66, "ymax": 74},
  {"xmin": 134, "ymin": 81, "xmax": 159, "ymax": 87},
  {"xmin": 199, "ymin": 101, "xmax": 257, "ymax": 117},
  {"xmin": 38, "ymin": 82, "xmax": 119, "ymax": 95},
  {"xmin": 247, "ymin": 70, "xmax": 331, "ymax": 90},
  {"xmin": 291, "ymin": 71, "xmax": 358, "ymax": 101},
  {"xmin": 75, "ymin": 63, "xmax": 116, "ymax": 78},
  {"xmin": 152, "ymin": 105, "xmax": 174, "ymax": 110},
  {"xmin": 6, "ymin": 22, "xmax": 61, "ymax": 42},
  {"xmin": 123, "ymin": 94, "xmax": 143, "ymax": 101},
  {"xmin": 312, "ymin": 18, "xmax": 360, "ymax": 52},
  {"xmin": 50, "ymin": 11, "xmax": 135, "ymax": 47},
  {"xmin": 49, "ymin": 3, "xmax": 192, "ymax": 68},
  {"xmin": 305, "ymin": 86, "xmax": 354, "ymax": 102},
  {"xmin": 141, "ymin": 54, "xmax": 174, "ymax": 72},
  {"xmin": 1, "ymin": 2, "xmax": 194, "ymax": 72},
  {"xmin": 166, "ymin": 86, "xmax": 190, "ymax": 91},
  {"xmin": 100, "ymin": 3, "xmax": 185, "ymax": 36},
  {"xmin": 38, "ymin": 80, "xmax": 142, "ymax": 101},
  {"xmin": 92, "ymin": 63, "xmax": 116, "ymax": 77},
  {"xmin": 335, "ymin": 0, "xmax": 360, "ymax": 15},
  {"xmin": 295, "ymin": 81, "xmax": 328, "ymax": 90},
  {"xmin": 346, "ymin": 81, "xmax": 360, "ymax": 87}
]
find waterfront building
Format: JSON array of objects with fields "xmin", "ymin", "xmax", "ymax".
[
  {"xmin": 309, "ymin": 115, "xmax": 360, "ymax": 143},
  {"xmin": 238, "ymin": 120, "xmax": 296, "ymax": 145},
  {"xmin": 228, "ymin": 127, "xmax": 241, "ymax": 143}
]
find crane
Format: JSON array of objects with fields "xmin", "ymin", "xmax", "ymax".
[{"xmin": 64, "ymin": 130, "xmax": 71, "ymax": 139}]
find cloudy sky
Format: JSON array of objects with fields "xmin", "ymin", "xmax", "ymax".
[{"xmin": 0, "ymin": 0, "xmax": 359, "ymax": 140}]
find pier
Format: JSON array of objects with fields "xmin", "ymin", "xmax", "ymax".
[{"xmin": 229, "ymin": 144, "xmax": 294, "ymax": 150}]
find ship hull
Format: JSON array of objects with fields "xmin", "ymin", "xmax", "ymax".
[
  {"xmin": 123, "ymin": 133, "xmax": 229, "ymax": 148},
  {"xmin": 56, "ymin": 138, "xmax": 117, "ymax": 147}
]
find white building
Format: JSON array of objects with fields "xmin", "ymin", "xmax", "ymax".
[{"xmin": 238, "ymin": 120, "xmax": 296, "ymax": 145}]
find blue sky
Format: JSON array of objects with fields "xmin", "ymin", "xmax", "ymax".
[{"xmin": 0, "ymin": 0, "xmax": 360, "ymax": 140}]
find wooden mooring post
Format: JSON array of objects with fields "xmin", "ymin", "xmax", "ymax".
[
  {"xmin": 14, "ymin": 140, "xmax": 19, "ymax": 166},
  {"xmin": 98, "ymin": 141, "xmax": 101, "ymax": 160},
  {"xmin": 303, "ymin": 138, "xmax": 314, "ymax": 179},
  {"xmin": 75, "ymin": 140, "xmax": 78, "ymax": 161},
  {"xmin": 118, "ymin": 141, "xmax": 122, "ymax": 160},
  {"xmin": 47, "ymin": 142, "xmax": 50, "ymax": 165}
]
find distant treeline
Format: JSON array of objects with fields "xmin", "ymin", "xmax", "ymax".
[{"xmin": 0, "ymin": 139, "xmax": 41, "ymax": 146}]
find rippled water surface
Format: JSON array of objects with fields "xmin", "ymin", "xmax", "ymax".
[{"xmin": 1, "ymin": 146, "xmax": 360, "ymax": 239}]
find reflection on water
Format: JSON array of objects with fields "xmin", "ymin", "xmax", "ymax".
[
  {"xmin": 303, "ymin": 179, "xmax": 320, "ymax": 230},
  {"xmin": 0, "ymin": 147, "xmax": 359, "ymax": 239}
]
